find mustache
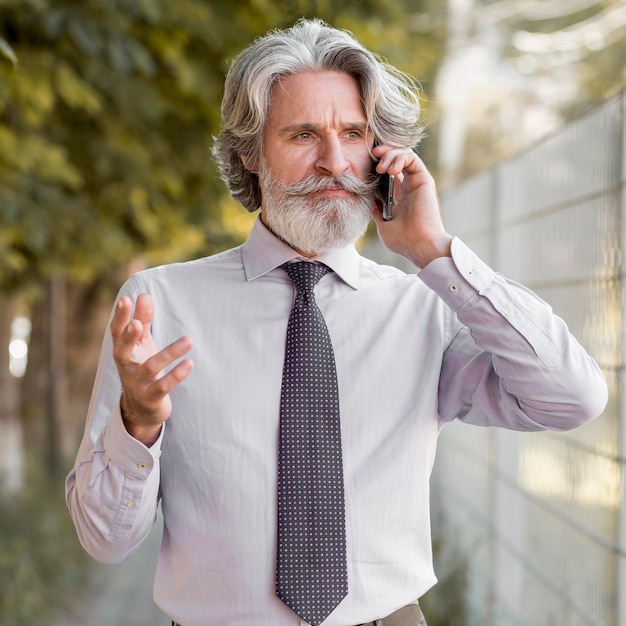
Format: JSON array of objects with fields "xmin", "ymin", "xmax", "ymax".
[{"xmin": 278, "ymin": 173, "xmax": 379, "ymax": 197}]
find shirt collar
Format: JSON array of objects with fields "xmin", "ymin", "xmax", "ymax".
[{"xmin": 241, "ymin": 216, "xmax": 361, "ymax": 290}]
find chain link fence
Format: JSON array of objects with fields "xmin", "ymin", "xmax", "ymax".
[{"xmin": 431, "ymin": 89, "xmax": 625, "ymax": 626}]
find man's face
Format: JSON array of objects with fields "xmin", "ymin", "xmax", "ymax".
[{"xmin": 256, "ymin": 71, "xmax": 377, "ymax": 256}]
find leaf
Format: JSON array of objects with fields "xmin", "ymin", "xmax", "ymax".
[
  {"xmin": 0, "ymin": 37, "xmax": 17, "ymax": 67},
  {"xmin": 0, "ymin": 126, "xmax": 83, "ymax": 188},
  {"xmin": 0, "ymin": 0, "xmax": 445, "ymax": 293},
  {"xmin": 55, "ymin": 65, "xmax": 103, "ymax": 113}
]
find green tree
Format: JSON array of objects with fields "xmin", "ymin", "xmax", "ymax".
[
  {"xmin": 0, "ymin": 0, "xmax": 445, "ymax": 458},
  {"xmin": 500, "ymin": 0, "xmax": 626, "ymax": 117},
  {"xmin": 1, "ymin": 3, "xmax": 447, "ymax": 623},
  {"xmin": 433, "ymin": 0, "xmax": 626, "ymax": 186}
]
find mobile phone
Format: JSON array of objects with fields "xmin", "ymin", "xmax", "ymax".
[{"xmin": 377, "ymin": 173, "xmax": 395, "ymax": 221}]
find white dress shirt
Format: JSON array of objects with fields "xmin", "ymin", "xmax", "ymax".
[{"xmin": 66, "ymin": 217, "xmax": 607, "ymax": 626}]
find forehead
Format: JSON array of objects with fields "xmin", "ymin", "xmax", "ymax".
[{"xmin": 267, "ymin": 71, "xmax": 366, "ymax": 128}]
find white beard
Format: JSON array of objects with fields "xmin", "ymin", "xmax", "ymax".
[{"xmin": 259, "ymin": 163, "xmax": 376, "ymax": 255}]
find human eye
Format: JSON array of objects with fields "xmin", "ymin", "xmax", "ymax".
[
  {"xmin": 345, "ymin": 128, "xmax": 365, "ymax": 141},
  {"xmin": 290, "ymin": 128, "xmax": 318, "ymax": 142}
]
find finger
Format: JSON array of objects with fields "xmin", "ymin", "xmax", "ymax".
[
  {"xmin": 134, "ymin": 336, "xmax": 193, "ymax": 384},
  {"xmin": 144, "ymin": 357, "xmax": 194, "ymax": 401},
  {"xmin": 113, "ymin": 318, "xmax": 147, "ymax": 367},
  {"xmin": 373, "ymin": 145, "xmax": 416, "ymax": 175},
  {"xmin": 110, "ymin": 296, "xmax": 133, "ymax": 341},
  {"xmin": 372, "ymin": 145, "xmax": 396, "ymax": 173}
]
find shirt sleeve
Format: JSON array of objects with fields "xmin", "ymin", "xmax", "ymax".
[
  {"xmin": 418, "ymin": 237, "xmax": 608, "ymax": 432},
  {"xmin": 65, "ymin": 277, "xmax": 162, "ymax": 564}
]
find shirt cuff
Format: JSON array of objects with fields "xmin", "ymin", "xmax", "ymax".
[
  {"xmin": 418, "ymin": 237, "xmax": 494, "ymax": 310},
  {"xmin": 103, "ymin": 402, "xmax": 163, "ymax": 480}
]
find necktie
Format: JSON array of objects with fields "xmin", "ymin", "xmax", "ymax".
[{"xmin": 276, "ymin": 261, "xmax": 348, "ymax": 626}]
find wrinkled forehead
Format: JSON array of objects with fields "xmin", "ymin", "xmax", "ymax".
[{"xmin": 266, "ymin": 71, "xmax": 368, "ymax": 130}]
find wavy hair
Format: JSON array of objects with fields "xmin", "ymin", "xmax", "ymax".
[{"xmin": 212, "ymin": 18, "xmax": 424, "ymax": 212}]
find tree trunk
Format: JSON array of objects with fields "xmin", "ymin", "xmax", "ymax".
[
  {"xmin": 20, "ymin": 279, "xmax": 66, "ymax": 472},
  {"xmin": 63, "ymin": 274, "xmax": 123, "ymax": 456},
  {"xmin": 22, "ymin": 268, "xmax": 130, "ymax": 468}
]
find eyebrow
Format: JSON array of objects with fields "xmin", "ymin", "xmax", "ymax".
[{"xmin": 277, "ymin": 122, "xmax": 369, "ymax": 136}]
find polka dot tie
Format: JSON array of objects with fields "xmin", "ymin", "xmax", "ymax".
[{"xmin": 276, "ymin": 261, "xmax": 348, "ymax": 626}]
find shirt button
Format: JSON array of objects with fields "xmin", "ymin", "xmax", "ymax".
[
  {"xmin": 126, "ymin": 500, "xmax": 136, "ymax": 508},
  {"xmin": 449, "ymin": 284, "xmax": 458, "ymax": 292},
  {"xmin": 137, "ymin": 462, "xmax": 147, "ymax": 470},
  {"xmin": 467, "ymin": 269, "xmax": 475, "ymax": 276}
]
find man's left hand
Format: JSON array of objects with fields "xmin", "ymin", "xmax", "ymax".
[{"xmin": 371, "ymin": 145, "xmax": 453, "ymax": 268}]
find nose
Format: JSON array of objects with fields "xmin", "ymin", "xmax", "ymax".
[{"xmin": 315, "ymin": 136, "xmax": 350, "ymax": 177}]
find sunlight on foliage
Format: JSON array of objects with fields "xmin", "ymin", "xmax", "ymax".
[
  {"xmin": 0, "ymin": 0, "xmax": 446, "ymax": 294},
  {"xmin": 219, "ymin": 197, "xmax": 259, "ymax": 243},
  {"xmin": 0, "ymin": 126, "xmax": 83, "ymax": 188},
  {"xmin": 55, "ymin": 64, "xmax": 102, "ymax": 113}
]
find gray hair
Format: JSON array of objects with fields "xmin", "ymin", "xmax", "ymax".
[{"xmin": 212, "ymin": 18, "xmax": 424, "ymax": 212}]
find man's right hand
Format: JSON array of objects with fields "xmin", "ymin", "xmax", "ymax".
[{"xmin": 111, "ymin": 294, "xmax": 194, "ymax": 447}]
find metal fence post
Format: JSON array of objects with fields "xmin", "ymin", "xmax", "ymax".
[{"xmin": 618, "ymin": 87, "xmax": 626, "ymax": 626}]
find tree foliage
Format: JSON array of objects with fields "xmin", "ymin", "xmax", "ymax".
[
  {"xmin": 1, "ymin": 0, "xmax": 220, "ymax": 293},
  {"xmin": 433, "ymin": 0, "xmax": 626, "ymax": 186},
  {"xmin": 0, "ymin": 0, "xmax": 446, "ymax": 476},
  {"xmin": 0, "ymin": 0, "xmax": 444, "ymax": 295},
  {"xmin": 499, "ymin": 0, "xmax": 626, "ymax": 116}
]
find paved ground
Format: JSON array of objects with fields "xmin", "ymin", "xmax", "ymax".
[{"xmin": 59, "ymin": 514, "xmax": 170, "ymax": 626}]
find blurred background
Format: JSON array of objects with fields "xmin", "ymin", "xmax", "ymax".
[{"xmin": 0, "ymin": 0, "xmax": 625, "ymax": 625}]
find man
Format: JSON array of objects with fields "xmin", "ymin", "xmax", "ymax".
[{"xmin": 66, "ymin": 19, "xmax": 607, "ymax": 626}]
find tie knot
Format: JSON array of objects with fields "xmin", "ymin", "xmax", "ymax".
[{"xmin": 283, "ymin": 261, "xmax": 330, "ymax": 294}]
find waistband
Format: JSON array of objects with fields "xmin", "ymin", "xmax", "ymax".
[
  {"xmin": 172, "ymin": 602, "xmax": 424, "ymax": 626},
  {"xmin": 360, "ymin": 602, "xmax": 424, "ymax": 626}
]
